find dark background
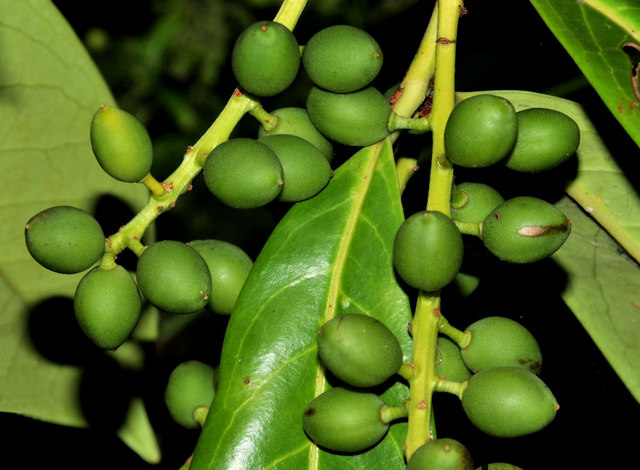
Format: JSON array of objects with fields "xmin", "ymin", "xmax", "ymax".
[{"xmin": 6, "ymin": 0, "xmax": 639, "ymax": 468}]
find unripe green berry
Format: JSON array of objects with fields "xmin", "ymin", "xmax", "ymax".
[
  {"xmin": 257, "ymin": 107, "xmax": 334, "ymax": 161},
  {"xmin": 461, "ymin": 367, "xmax": 558, "ymax": 437},
  {"xmin": 407, "ymin": 438, "xmax": 474, "ymax": 470},
  {"xmin": 90, "ymin": 105, "xmax": 153, "ymax": 182},
  {"xmin": 203, "ymin": 138, "xmax": 284, "ymax": 209},
  {"xmin": 25, "ymin": 206, "xmax": 105, "ymax": 274},
  {"xmin": 318, "ymin": 314, "xmax": 403, "ymax": 387},
  {"xmin": 231, "ymin": 21, "xmax": 300, "ymax": 97},
  {"xmin": 165, "ymin": 360, "xmax": 215, "ymax": 428},
  {"xmin": 302, "ymin": 25, "xmax": 383, "ymax": 93},
  {"xmin": 393, "ymin": 211, "xmax": 464, "ymax": 292},
  {"xmin": 306, "ymin": 86, "xmax": 391, "ymax": 146},
  {"xmin": 73, "ymin": 265, "xmax": 141, "ymax": 349},
  {"xmin": 461, "ymin": 316, "xmax": 542, "ymax": 374},
  {"xmin": 475, "ymin": 464, "xmax": 524, "ymax": 470},
  {"xmin": 188, "ymin": 239, "xmax": 253, "ymax": 315},
  {"xmin": 258, "ymin": 134, "xmax": 332, "ymax": 202},
  {"xmin": 302, "ymin": 387, "xmax": 389, "ymax": 453},
  {"xmin": 136, "ymin": 240, "xmax": 212, "ymax": 314},
  {"xmin": 444, "ymin": 95, "xmax": 518, "ymax": 168},
  {"xmin": 481, "ymin": 196, "xmax": 571, "ymax": 263},
  {"xmin": 504, "ymin": 108, "xmax": 580, "ymax": 172},
  {"xmin": 436, "ymin": 337, "xmax": 472, "ymax": 383},
  {"xmin": 451, "ymin": 182, "xmax": 505, "ymax": 224}
]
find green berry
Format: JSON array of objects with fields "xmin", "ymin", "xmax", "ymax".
[
  {"xmin": 90, "ymin": 105, "xmax": 153, "ymax": 182},
  {"xmin": 407, "ymin": 438, "xmax": 474, "ymax": 470},
  {"xmin": 25, "ymin": 206, "xmax": 104, "ymax": 274},
  {"xmin": 231, "ymin": 21, "xmax": 300, "ymax": 97},
  {"xmin": 393, "ymin": 211, "xmax": 464, "ymax": 292},
  {"xmin": 302, "ymin": 387, "xmax": 388, "ymax": 453},
  {"xmin": 436, "ymin": 337, "xmax": 471, "ymax": 383},
  {"xmin": 461, "ymin": 367, "xmax": 558, "ymax": 438},
  {"xmin": 258, "ymin": 134, "xmax": 332, "ymax": 202},
  {"xmin": 475, "ymin": 464, "xmax": 524, "ymax": 470},
  {"xmin": 306, "ymin": 86, "xmax": 391, "ymax": 146},
  {"xmin": 461, "ymin": 316, "xmax": 542, "ymax": 374},
  {"xmin": 302, "ymin": 25, "xmax": 383, "ymax": 93},
  {"xmin": 165, "ymin": 360, "xmax": 215, "ymax": 428},
  {"xmin": 136, "ymin": 240, "xmax": 212, "ymax": 314},
  {"xmin": 188, "ymin": 239, "xmax": 253, "ymax": 315},
  {"xmin": 318, "ymin": 314, "xmax": 403, "ymax": 388},
  {"xmin": 203, "ymin": 138, "xmax": 284, "ymax": 209},
  {"xmin": 481, "ymin": 196, "xmax": 571, "ymax": 263},
  {"xmin": 444, "ymin": 95, "xmax": 518, "ymax": 167},
  {"xmin": 451, "ymin": 182, "xmax": 505, "ymax": 224},
  {"xmin": 504, "ymin": 108, "xmax": 580, "ymax": 172},
  {"xmin": 73, "ymin": 265, "xmax": 141, "ymax": 349},
  {"xmin": 257, "ymin": 107, "xmax": 334, "ymax": 161}
]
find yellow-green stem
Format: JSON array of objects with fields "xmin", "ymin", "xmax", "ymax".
[{"xmin": 405, "ymin": 292, "xmax": 441, "ymax": 458}]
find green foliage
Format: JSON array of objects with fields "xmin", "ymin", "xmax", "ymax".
[
  {"xmin": 90, "ymin": 105, "xmax": 153, "ymax": 182},
  {"xmin": 503, "ymin": 108, "xmax": 580, "ymax": 172},
  {"xmin": 302, "ymin": 387, "xmax": 389, "ymax": 453},
  {"xmin": 461, "ymin": 367, "xmax": 558, "ymax": 438},
  {"xmin": 202, "ymin": 138, "xmax": 284, "ymax": 208},
  {"xmin": 481, "ymin": 196, "xmax": 571, "ymax": 263},
  {"xmin": 25, "ymin": 206, "xmax": 105, "ymax": 274},
  {"xmin": 73, "ymin": 265, "xmax": 141, "ymax": 349},
  {"xmin": 302, "ymin": 25, "xmax": 383, "ymax": 93},
  {"xmin": 393, "ymin": 210, "xmax": 464, "ymax": 291},
  {"xmin": 164, "ymin": 360, "xmax": 215, "ymax": 429},
  {"xmin": 136, "ymin": 240, "xmax": 212, "ymax": 314},
  {"xmin": 444, "ymin": 94, "xmax": 518, "ymax": 168},
  {"xmin": 231, "ymin": 21, "xmax": 300, "ymax": 97},
  {"xmin": 317, "ymin": 313, "xmax": 403, "ymax": 388},
  {"xmin": 188, "ymin": 239, "xmax": 254, "ymax": 315},
  {"xmin": 258, "ymin": 134, "xmax": 332, "ymax": 202},
  {"xmin": 461, "ymin": 316, "xmax": 542, "ymax": 374},
  {"xmin": 406, "ymin": 438, "xmax": 474, "ymax": 470},
  {"xmin": 306, "ymin": 86, "xmax": 391, "ymax": 146}
]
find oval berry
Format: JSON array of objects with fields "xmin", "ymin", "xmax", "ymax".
[
  {"xmin": 136, "ymin": 240, "xmax": 212, "ymax": 314},
  {"xmin": 461, "ymin": 367, "xmax": 558, "ymax": 437},
  {"xmin": 481, "ymin": 196, "xmax": 571, "ymax": 263},
  {"xmin": 74, "ymin": 265, "xmax": 141, "ymax": 349},
  {"xmin": 461, "ymin": 316, "xmax": 542, "ymax": 374},
  {"xmin": 504, "ymin": 108, "xmax": 580, "ymax": 172},
  {"xmin": 203, "ymin": 138, "xmax": 284, "ymax": 209},
  {"xmin": 188, "ymin": 239, "xmax": 253, "ymax": 315},
  {"xmin": 231, "ymin": 21, "xmax": 300, "ymax": 97},
  {"xmin": 25, "ymin": 206, "xmax": 104, "ymax": 274},
  {"xmin": 436, "ymin": 337, "xmax": 471, "ymax": 383},
  {"xmin": 444, "ymin": 95, "xmax": 518, "ymax": 168},
  {"xmin": 165, "ymin": 360, "xmax": 215, "ymax": 428},
  {"xmin": 302, "ymin": 25, "xmax": 383, "ymax": 93},
  {"xmin": 318, "ymin": 313, "xmax": 403, "ymax": 387},
  {"xmin": 393, "ymin": 211, "xmax": 464, "ymax": 292},
  {"xmin": 451, "ymin": 182, "xmax": 505, "ymax": 224},
  {"xmin": 303, "ymin": 387, "xmax": 388, "ymax": 453},
  {"xmin": 258, "ymin": 134, "xmax": 332, "ymax": 202},
  {"xmin": 306, "ymin": 86, "xmax": 391, "ymax": 146},
  {"xmin": 90, "ymin": 105, "xmax": 153, "ymax": 182},
  {"xmin": 407, "ymin": 438, "xmax": 474, "ymax": 470}
]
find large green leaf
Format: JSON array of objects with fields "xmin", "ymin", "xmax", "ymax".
[
  {"xmin": 529, "ymin": 0, "xmax": 640, "ymax": 147},
  {"xmin": 552, "ymin": 197, "xmax": 640, "ymax": 403},
  {"xmin": 0, "ymin": 0, "xmax": 158, "ymax": 462},
  {"xmin": 191, "ymin": 140, "xmax": 412, "ymax": 470}
]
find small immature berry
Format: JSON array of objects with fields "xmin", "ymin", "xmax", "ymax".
[
  {"xmin": 407, "ymin": 438, "xmax": 474, "ymax": 470},
  {"xmin": 165, "ymin": 360, "xmax": 216, "ymax": 428}
]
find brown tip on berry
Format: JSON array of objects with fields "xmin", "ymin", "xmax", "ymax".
[
  {"xmin": 99, "ymin": 104, "xmax": 106, "ymax": 109},
  {"xmin": 261, "ymin": 25, "xmax": 268, "ymax": 32}
]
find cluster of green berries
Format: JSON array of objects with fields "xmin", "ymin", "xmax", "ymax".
[{"xmin": 24, "ymin": 105, "xmax": 255, "ymax": 352}]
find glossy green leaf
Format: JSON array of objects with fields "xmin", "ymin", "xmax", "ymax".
[
  {"xmin": 191, "ymin": 139, "xmax": 412, "ymax": 470},
  {"xmin": 0, "ymin": 0, "xmax": 158, "ymax": 462},
  {"xmin": 458, "ymin": 90, "xmax": 640, "ymax": 263},
  {"xmin": 552, "ymin": 197, "xmax": 640, "ymax": 403},
  {"xmin": 529, "ymin": 0, "xmax": 640, "ymax": 147}
]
